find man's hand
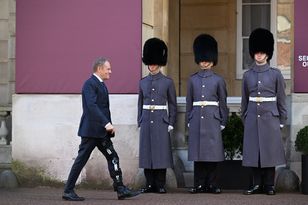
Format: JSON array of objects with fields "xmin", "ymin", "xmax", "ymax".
[
  {"xmin": 168, "ymin": 125, "xmax": 174, "ymax": 132},
  {"xmin": 220, "ymin": 125, "xmax": 225, "ymax": 130},
  {"xmin": 105, "ymin": 123, "xmax": 115, "ymax": 134}
]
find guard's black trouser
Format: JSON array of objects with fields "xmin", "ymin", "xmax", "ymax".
[
  {"xmin": 250, "ymin": 155, "xmax": 275, "ymax": 187},
  {"xmin": 144, "ymin": 168, "xmax": 167, "ymax": 188},
  {"xmin": 194, "ymin": 161, "xmax": 219, "ymax": 187},
  {"xmin": 64, "ymin": 137, "xmax": 123, "ymax": 193}
]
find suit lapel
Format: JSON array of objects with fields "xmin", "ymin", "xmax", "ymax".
[{"xmin": 91, "ymin": 75, "xmax": 110, "ymax": 105}]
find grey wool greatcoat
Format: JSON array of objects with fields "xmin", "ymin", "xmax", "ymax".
[
  {"xmin": 186, "ymin": 70, "xmax": 228, "ymax": 162},
  {"xmin": 138, "ymin": 72, "xmax": 177, "ymax": 169},
  {"xmin": 241, "ymin": 63, "xmax": 287, "ymax": 168}
]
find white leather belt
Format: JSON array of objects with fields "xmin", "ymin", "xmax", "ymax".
[
  {"xmin": 193, "ymin": 101, "xmax": 219, "ymax": 106},
  {"xmin": 143, "ymin": 105, "xmax": 167, "ymax": 110},
  {"xmin": 249, "ymin": 96, "xmax": 277, "ymax": 102}
]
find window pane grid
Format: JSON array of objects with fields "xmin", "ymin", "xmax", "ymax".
[
  {"xmin": 241, "ymin": 0, "xmax": 270, "ymax": 70},
  {"xmin": 243, "ymin": 3, "xmax": 270, "ymax": 6},
  {"xmin": 243, "ymin": 0, "xmax": 270, "ymax": 3}
]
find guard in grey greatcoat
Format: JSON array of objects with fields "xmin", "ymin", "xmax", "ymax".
[
  {"xmin": 138, "ymin": 38, "xmax": 177, "ymax": 194},
  {"xmin": 241, "ymin": 28, "xmax": 287, "ymax": 195},
  {"xmin": 186, "ymin": 34, "xmax": 228, "ymax": 194}
]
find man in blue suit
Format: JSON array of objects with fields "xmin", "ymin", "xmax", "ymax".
[{"xmin": 62, "ymin": 57, "xmax": 139, "ymax": 201}]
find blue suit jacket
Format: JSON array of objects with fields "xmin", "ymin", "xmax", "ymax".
[{"xmin": 78, "ymin": 75, "xmax": 111, "ymax": 138}]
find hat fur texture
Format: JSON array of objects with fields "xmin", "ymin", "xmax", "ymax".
[
  {"xmin": 249, "ymin": 28, "xmax": 274, "ymax": 60},
  {"xmin": 193, "ymin": 34, "xmax": 218, "ymax": 65},
  {"xmin": 142, "ymin": 38, "xmax": 168, "ymax": 66}
]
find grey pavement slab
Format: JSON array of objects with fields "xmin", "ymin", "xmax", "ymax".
[{"xmin": 0, "ymin": 187, "xmax": 307, "ymax": 205}]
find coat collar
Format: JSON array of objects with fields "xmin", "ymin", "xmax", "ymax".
[
  {"xmin": 197, "ymin": 69, "xmax": 214, "ymax": 78},
  {"xmin": 91, "ymin": 74, "xmax": 105, "ymax": 86},
  {"xmin": 148, "ymin": 71, "xmax": 164, "ymax": 80},
  {"xmin": 93, "ymin": 73, "xmax": 103, "ymax": 82},
  {"xmin": 251, "ymin": 62, "xmax": 270, "ymax": 73}
]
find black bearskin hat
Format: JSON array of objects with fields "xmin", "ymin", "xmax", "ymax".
[
  {"xmin": 249, "ymin": 28, "xmax": 274, "ymax": 60},
  {"xmin": 142, "ymin": 38, "xmax": 168, "ymax": 66},
  {"xmin": 193, "ymin": 34, "xmax": 218, "ymax": 65}
]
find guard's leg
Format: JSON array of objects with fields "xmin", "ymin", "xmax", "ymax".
[
  {"xmin": 204, "ymin": 162, "xmax": 221, "ymax": 193},
  {"xmin": 263, "ymin": 167, "xmax": 275, "ymax": 195},
  {"xmin": 154, "ymin": 169, "xmax": 167, "ymax": 193},
  {"xmin": 144, "ymin": 169, "xmax": 155, "ymax": 188},
  {"xmin": 189, "ymin": 161, "xmax": 207, "ymax": 193}
]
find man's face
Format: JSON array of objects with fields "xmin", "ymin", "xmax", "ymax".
[
  {"xmin": 98, "ymin": 61, "xmax": 112, "ymax": 80},
  {"xmin": 254, "ymin": 52, "xmax": 268, "ymax": 65},
  {"xmin": 199, "ymin": 61, "xmax": 213, "ymax": 69},
  {"xmin": 148, "ymin": 65, "xmax": 160, "ymax": 74}
]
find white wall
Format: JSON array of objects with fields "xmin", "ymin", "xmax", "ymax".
[{"xmin": 12, "ymin": 94, "xmax": 140, "ymax": 186}]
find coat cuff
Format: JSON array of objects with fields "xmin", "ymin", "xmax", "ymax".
[{"xmin": 105, "ymin": 122, "xmax": 111, "ymax": 128}]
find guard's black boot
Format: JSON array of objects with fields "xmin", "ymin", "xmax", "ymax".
[
  {"xmin": 157, "ymin": 187, "xmax": 167, "ymax": 194},
  {"xmin": 207, "ymin": 185, "xmax": 222, "ymax": 194},
  {"xmin": 140, "ymin": 185, "xmax": 155, "ymax": 193},
  {"xmin": 189, "ymin": 185, "xmax": 207, "ymax": 194},
  {"xmin": 264, "ymin": 186, "xmax": 276, "ymax": 195},
  {"xmin": 117, "ymin": 186, "xmax": 140, "ymax": 200},
  {"xmin": 243, "ymin": 185, "xmax": 263, "ymax": 195}
]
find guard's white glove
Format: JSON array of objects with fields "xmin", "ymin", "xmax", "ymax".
[
  {"xmin": 187, "ymin": 123, "xmax": 190, "ymax": 128},
  {"xmin": 280, "ymin": 124, "xmax": 284, "ymax": 128},
  {"xmin": 168, "ymin": 125, "xmax": 174, "ymax": 132},
  {"xmin": 220, "ymin": 125, "xmax": 225, "ymax": 130}
]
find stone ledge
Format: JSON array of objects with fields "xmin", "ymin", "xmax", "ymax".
[{"xmin": 0, "ymin": 163, "xmax": 11, "ymax": 170}]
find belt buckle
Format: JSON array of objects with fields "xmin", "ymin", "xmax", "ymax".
[
  {"xmin": 201, "ymin": 101, "xmax": 207, "ymax": 106},
  {"xmin": 255, "ymin": 97, "xmax": 262, "ymax": 103},
  {"xmin": 150, "ymin": 105, "xmax": 155, "ymax": 110}
]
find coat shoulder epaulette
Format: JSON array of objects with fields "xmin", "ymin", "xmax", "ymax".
[
  {"xmin": 165, "ymin": 75, "xmax": 174, "ymax": 81},
  {"xmin": 212, "ymin": 71, "xmax": 223, "ymax": 78},
  {"xmin": 140, "ymin": 75, "xmax": 148, "ymax": 81},
  {"xmin": 243, "ymin": 68, "xmax": 252, "ymax": 77},
  {"xmin": 269, "ymin": 67, "xmax": 282, "ymax": 73},
  {"xmin": 190, "ymin": 71, "xmax": 199, "ymax": 77}
]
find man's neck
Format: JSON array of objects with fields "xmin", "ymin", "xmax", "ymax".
[
  {"xmin": 93, "ymin": 73, "xmax": 103, "ymax": 82},
  {"xmin": 150, "ymin": 70, "xmax": 160, "ymax": 75},
  {"xmin": 255, "ymin": 61, "xmax": 267, "ymax": 66}
]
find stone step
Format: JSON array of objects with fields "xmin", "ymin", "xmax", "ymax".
[{"xmin": 183, "ymin": 172, "xmax": 193, "ymax": 188}]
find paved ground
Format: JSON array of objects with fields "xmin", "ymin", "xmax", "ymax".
[{"xmin": 0, "ymin": 187, "xmax": 307, "ymax": 205}]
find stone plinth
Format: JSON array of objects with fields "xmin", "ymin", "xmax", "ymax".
[
  {"xmin": 0, "ymin": 145, "xmax": 11, "ymax": 165},
  {"xmin": 289, "ymin": 94, "xmax": 308, "ymax": 181}
]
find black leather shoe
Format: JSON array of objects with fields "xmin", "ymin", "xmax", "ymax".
[
  {"xmin": 62, "ymin": 191, "xmax": 85, "ymax": 201},
  {"xmin": 207, "ymin": 185, "xmax": 222, "ymax": 194},
  {"xmin": 243, "ymin": 185, "xmax": 263, "ymax": 195},
  {"xmin": 264, "ymin": 186, "xmax": 276, "ymax": 195},
  {"xmin": 189, "ymin": 185, "xmax": 207, "ymax": 194},
  {"xmin": 140, "ymin": 185, "xmax": 155, "ymax": 193},
  {"xmin": 157, "ymin": 187, "xmax": 167, "ymax": 194},
  {"xmin": 117, "ymin": 186, "xmax": 140, "ymax": 200}
]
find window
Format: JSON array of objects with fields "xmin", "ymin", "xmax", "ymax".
[{"xmin": 236, "ymin": 0, "xmax": 277, "ymax": 79}]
